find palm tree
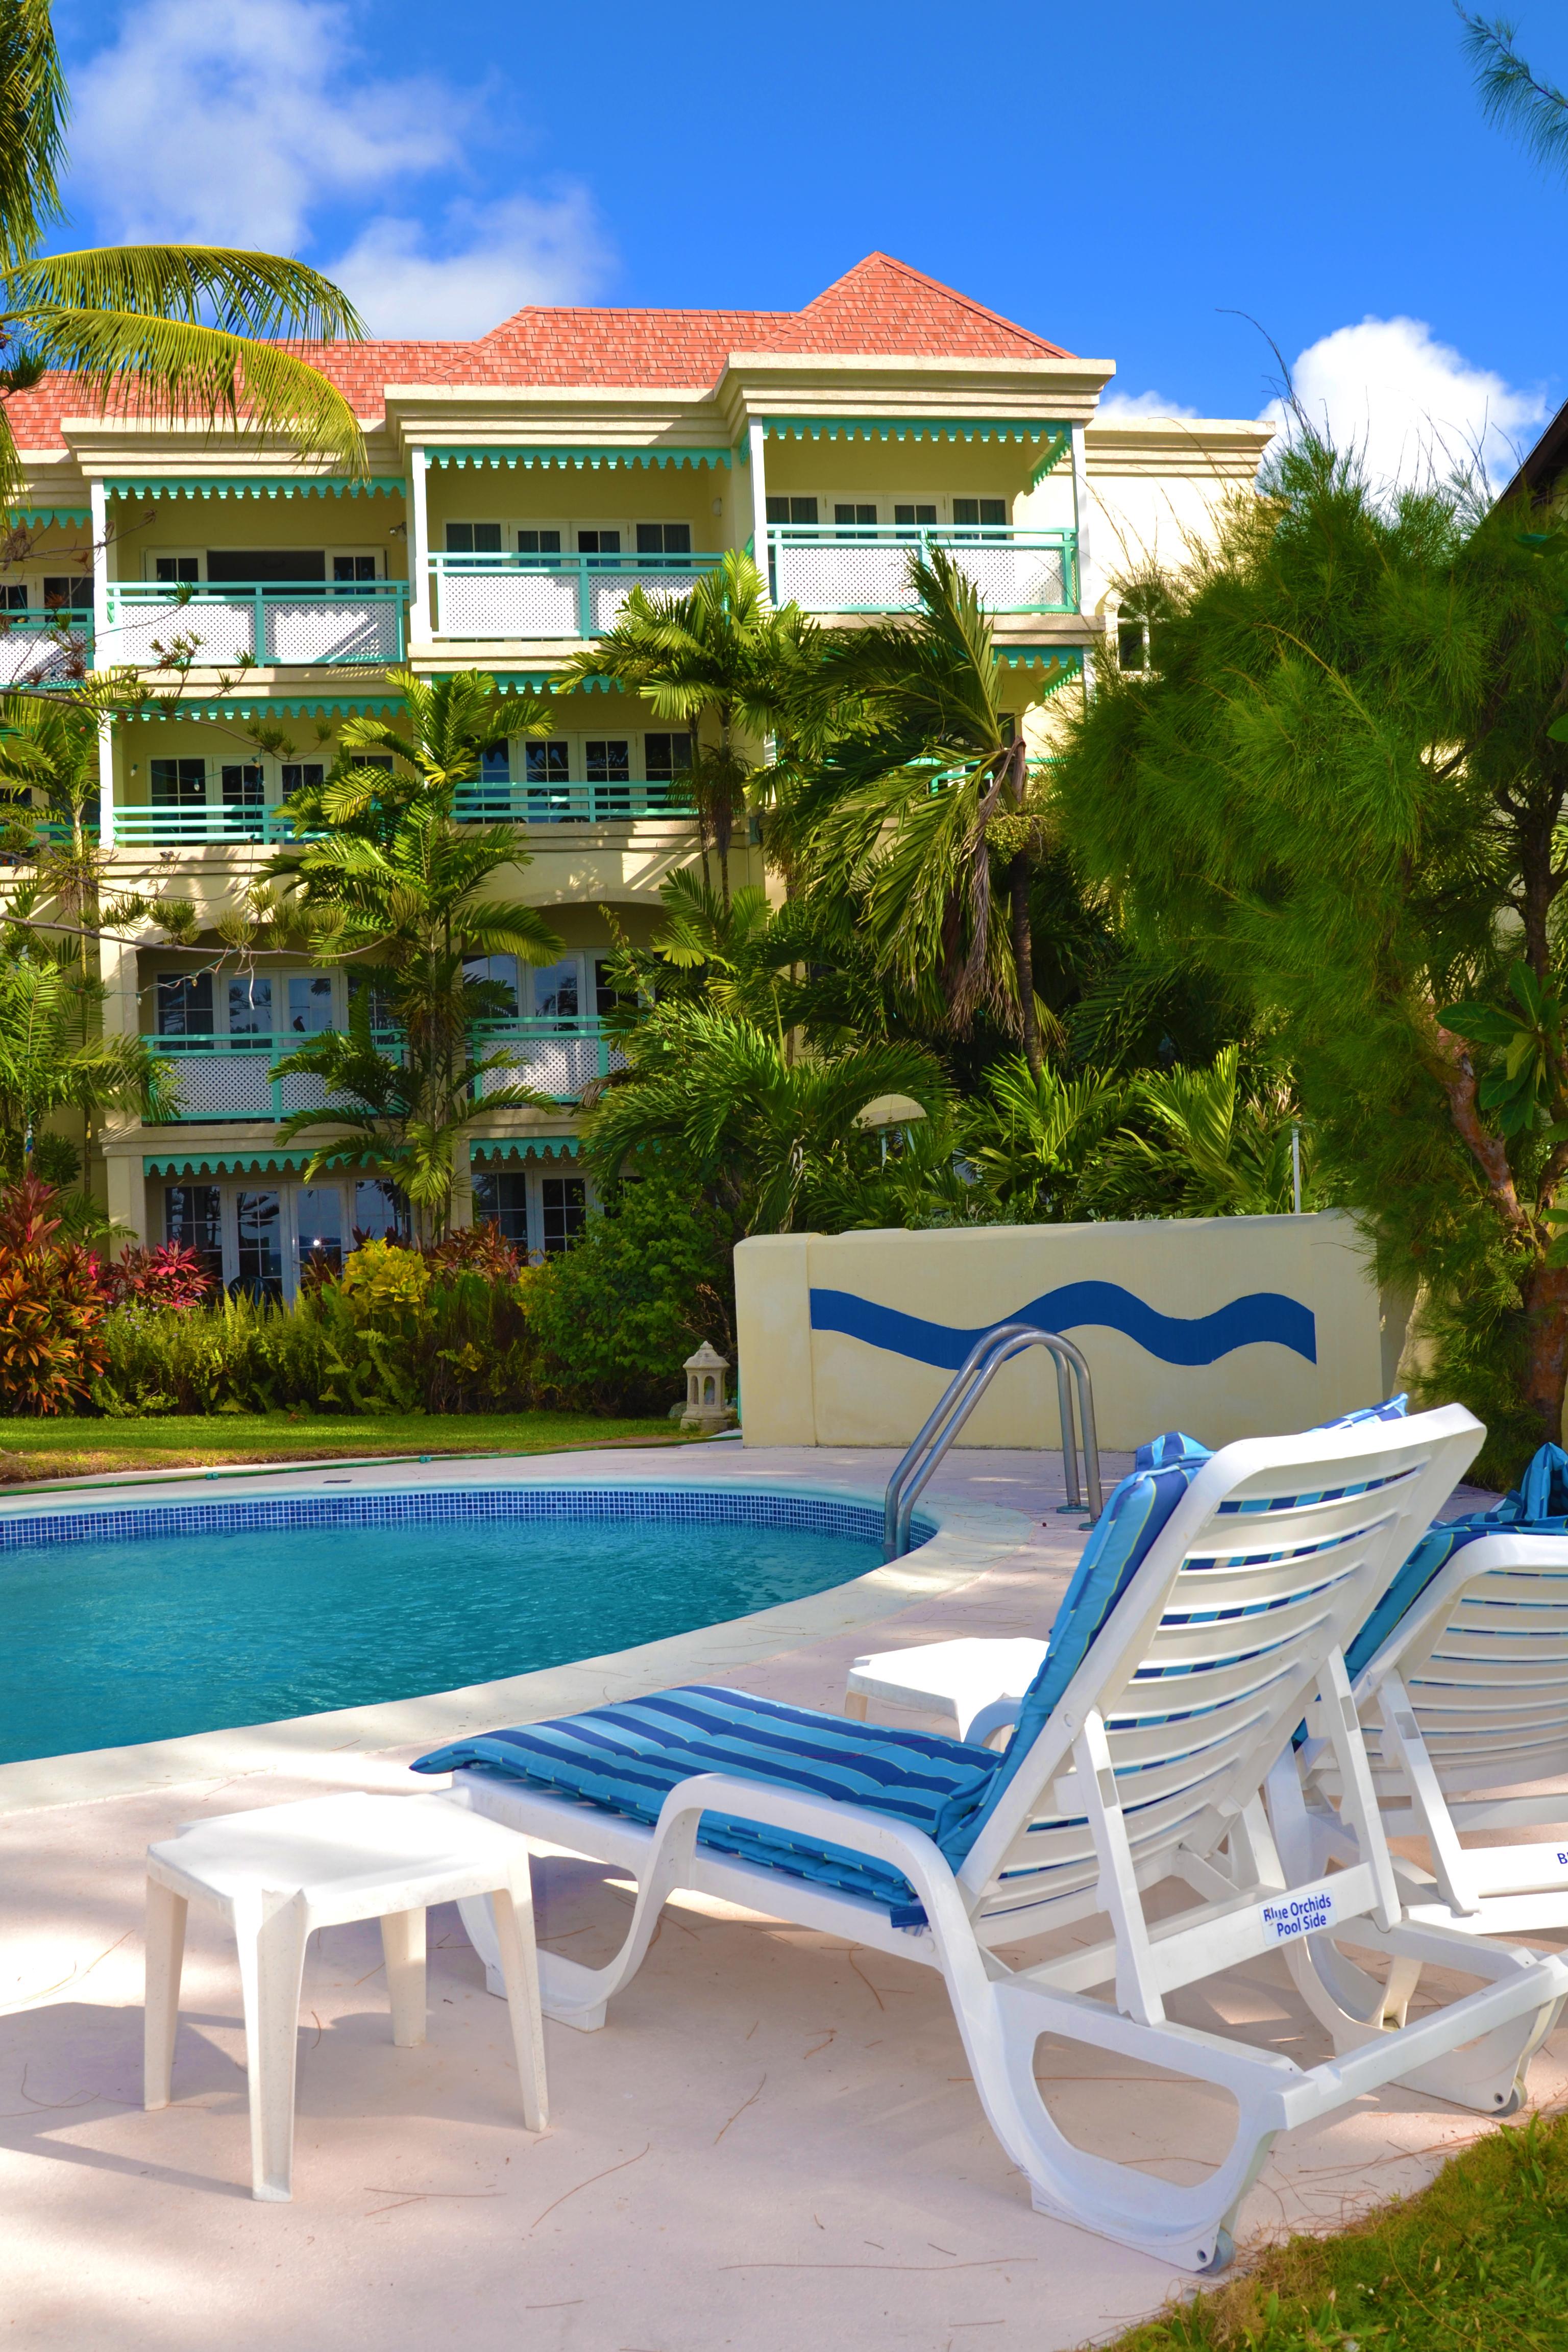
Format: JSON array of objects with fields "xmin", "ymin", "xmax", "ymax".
[
  {"xmin": 585, "ymin": 998, "xmax": 952, "ymax": 1233},
  {"xmin": 965, "ymin": 1055, "xmax": 1125, "ymax": 1220},
  {"xmin": 805, "ymin": 547, "xmax": 1074, "ymax": 1078},
  {"xmin": 266, "ymin": 675, "xmax": 567, "ymax": 1238},
  {"xmin": 0, "ymin": 947, "xmax": 176, "ymax": 1226},
  {"xmin": 0, "ymin": 2, "xmax": 367, "ymax": 521},
  {"xmin": 561, "ymin": 551, "xmax": 817, "ymax": 907}
]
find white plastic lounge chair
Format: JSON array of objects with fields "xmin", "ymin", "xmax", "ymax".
[
  {"xmin": 413, "ymin": 1406, "xmax": 1568, "ymax": 2271},
  {"xmin": 1276, "ymin": 1527, "xmax": 1568, "ymax": 1955}
]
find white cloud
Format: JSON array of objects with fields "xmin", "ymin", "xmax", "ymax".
[
  {"xmin": 1269, "ymin": 317, "xmax": 1547, "ymax": 493},
  {"xmin": 1094, "ymin": 389, "xmax": 1203, "ymax": 424},
  {"xmin": 66, "ymin": 0, "xmax": 608, "ymax": 333},
  {"xmin": 326, "ymin": 194, "xmax": 610, "ymax": 337}
]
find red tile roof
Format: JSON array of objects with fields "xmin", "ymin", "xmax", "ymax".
[{"xmin": 3, "ymin": 254, "xmax": 1069, "ymax": 451}]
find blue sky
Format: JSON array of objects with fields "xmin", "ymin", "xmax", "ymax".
[{"xmin": 50, "ymin": 0, "xmax": 1568, "ymax": 479}]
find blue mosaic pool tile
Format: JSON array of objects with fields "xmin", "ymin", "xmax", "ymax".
[{"xmin": 0, "ymin": 1485, "xmax": 933, "ymax": 1555}]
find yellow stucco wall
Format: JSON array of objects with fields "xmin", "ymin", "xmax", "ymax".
[{"xmin": 733, "ymin": 1211, "xmax": 1403, "ymax": 1452}]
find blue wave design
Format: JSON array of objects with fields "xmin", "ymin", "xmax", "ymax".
[{"xmin": 808, "ymin": 1281, "xmax": 1317, "ymax": 1369}]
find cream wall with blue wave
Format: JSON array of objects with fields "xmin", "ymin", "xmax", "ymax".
[{"xmin": 733, "ymin": 1212, "xmax": 1408, "ymax": 1451}]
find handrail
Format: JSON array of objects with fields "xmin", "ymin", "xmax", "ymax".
[{"xmin": 883, "ymin": 1321, "xmax": 1103, "ymax": 1560}]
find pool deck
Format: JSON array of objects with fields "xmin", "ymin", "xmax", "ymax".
[{"xmin": 1, "ymin": 1440, "xmax": 1560, "ymax": 2352}]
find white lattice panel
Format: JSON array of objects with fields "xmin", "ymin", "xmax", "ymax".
[
  {"xmin": 480, "ymin": 1032, "xmax": 623, "ymax": 1098},
  {"xmin": 264, "ymin": 600, "xmax": 401, "ymax": 663},
  {"xmin": 167, "ymin": 1054, "xmax": 273, "ymax": 1118},
  {"xmin": 109, "ymin": 597, "xmax": 255, "ymax": 665},
  {"xmin": 587, "ymin": 569, "xmax": 701, "ymax": 632},
  {"xmin": 948, "ymin": 543, "xmax": 1067, "ymax": 610},
  {"xmin": 0, "ymin": 626, "xmax": 86, "ymax": 684},
  {"xmin": 772, "ymin": 538, "xmax": 1069, "ymax": 615},
  {"xmin": 436, "ymin": 571, "xmax": 579, "ymax": 639}
]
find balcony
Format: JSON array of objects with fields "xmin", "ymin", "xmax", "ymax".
[
  {"xmin": 149, "ymin": 1021, "xmax": 618, "ymax": 1121},
  {"xmin": 109, "ymin": 777, "xmax": 691, "ymax": 846},
  {"xmin": 0, "ymin": 609, "xmax": 91, "ymax": 687},
  {"xmin": 103, "ymin": 582, "xmax": 408, "ymax": 668},
  {"xmin": 766, "ymin": 523, "xmax": 1077, "ymax": 615},
  {"xmin": 428, "ymin": 549, "xmax": 723, "ymax": 640}
]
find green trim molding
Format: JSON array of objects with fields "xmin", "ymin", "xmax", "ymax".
[
  {"xmin": 144, "ymin": 1149, "xmax": 318, "ymax": 1178},
  {"xmin": 428, "ymin": 447, "xmax": 730, "ymax": 472},
  {"xmin": 121, "ymin": 693, "xmax": 404, "ymax": 722},
  {"xmin": 107, "ymin": 477, "xmax": 404, "ymax": 502},
  {"xmin": 472, "ymin": 1136, "xmax": 581, "ymax": 1164},
  {"xmin": 997, "ymin": 647, "xmax": 1084, "ymax": 693},
  {"xmin": 8, "ymin": 506, "xmax": 92, "ymax": 528},
  {"xmin": 480, "ymin": 672, "xmax": 615, "ymax": 696}
]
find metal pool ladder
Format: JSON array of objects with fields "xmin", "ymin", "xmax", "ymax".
[{"xmin": 883, "ymin": 1322, "xmax": 1104, "ymax": 1559}]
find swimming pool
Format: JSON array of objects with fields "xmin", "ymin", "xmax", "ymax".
[{"xmin": 0, "ymin": 1484, "xmax": 922, "ymax": 1766}]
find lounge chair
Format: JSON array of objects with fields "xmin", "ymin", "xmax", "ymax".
[
  {"xmin": 412, "ymin": 1406, "xmax": 1568, "ymax": 2271},
  {"xmin": 1277, "ymin": 1524, "xmax": 1568, "ymax": 1955}
]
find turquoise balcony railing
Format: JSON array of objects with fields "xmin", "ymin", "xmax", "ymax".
[
  {"xmin": 429, "ymin": 549, "xmax": 723, "ymax": 640},
  {"xmin": 109, "ymin": 777, "xmax": 693, "ymax": 846},
  {"xmin": 149, "ymin": 1020, "xmax": 618, "ymax": 1121},
  {"xmin": 766, "ymin": 523, "xmax": 1077, "ymax": 615},
  {"xmin": 0, "ymin": 609, "xmax": 91, "ymax": 687},
  {"xmin": 103, "ymin": 581, "xmax": 408, "ymax": 667}
]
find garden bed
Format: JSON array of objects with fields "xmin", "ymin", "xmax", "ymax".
[{"xmin": 0, "ymin": 1410, "xmax": 683, "ymax": 1484}]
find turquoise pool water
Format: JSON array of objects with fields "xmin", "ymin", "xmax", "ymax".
[{"xmin": 0, "ymin": 1486, "xmax": 898, "ymax": 1765}]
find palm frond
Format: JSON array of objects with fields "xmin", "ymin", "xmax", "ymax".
[
  {"xmin": 21, "ymin": 309, "xmax": 367, "ymax": 474},
  {"xmin": 4, "ymin": 247, "xmax": 365, "ymax": 338},
  {"xmin": 0, "ymin": 0, "xmax": 65, "ymax": 267}
]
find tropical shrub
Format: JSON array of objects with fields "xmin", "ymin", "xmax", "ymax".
[
  {"xmin": 525, "ymin": 1172, "xmax": 736, "ymax": 1412},
  {"xmin": 0, "ymin": 1177, "xmax": 109, "ymax": 1414},
  {"xmin": 99, "ymin": 1242, "xmax": 214, "ymax": 1311}
]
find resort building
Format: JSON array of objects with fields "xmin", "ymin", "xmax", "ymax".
[{"xmin": 0, "ymin": 253, "xmax": 1271, "ymax": 1292}]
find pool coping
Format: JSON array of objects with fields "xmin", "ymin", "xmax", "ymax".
[{"xmin": 0, "ymin": 1460, "xmax": 1038, "ymax": 1817}]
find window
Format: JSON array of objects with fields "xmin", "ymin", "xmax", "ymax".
[
  {"xmin": 585, "ymin": 739, "xmax": 630, "ymax": 782},
  {"xmin": 227, "ymin": 976, "xmax": 272, "ymax": 1039},
  {"xmin": 472, "ymin": 1171, "xmax": 528, "ymax": 1246},
  {"xmin": 42, "ymin": 575, "xmax": 91, "ymax": 610},
  {"xmin": 531, "ymin": 960, "xmax": 580, "ymax": 1023},
  {"xmin": 2, "ymin": 583, "xmax": 28, "ymax": 611},
  {"xmin": 353, "ymin": 1179, "xmax": 408, "ymax": 1243},
  {"xmin": 463, "ymin": 953, "xmax": 519, "ymax": 1018},
  {"xmin": 476, "ymin": 743, "xmax": 512, "ymax": 811},
  {"xmin": 594, "ymin": 955, "xmax": 628, "ymax": 1018},
  {"xmin": 150, "ymin": 757, "xmax": 206, "ymax": 808},
  {"xmin": 444, "ymin": 523, "xmax": 503, "ymax": 555},
  {"xmin": 348, "ymin": 970, "xmax": 395, "ymax": 1029},
  {"xmin": 635, "ymin": 523, "xmax": 691, "ymax": 556},
  {"xmin": 835, "ymin": 503, "xmax": 878, "ymax": 527},
  {"xmin": 235, "ymin": 1190, "xmax": 284, "ymax": 1300},
  {"xmin": 156, "ymin": 972, "xmax": 213, "ymax": 1036},
  {"xmin": 220, "ymin": 763, "xmax": 264, "ymax": 811},
  {"xmin": 643, "ymin": 731, "xmax": 693, "ymax": 782},
  {"xmin": 517, "ymin": 529, "xmax": 561, "ymax": 557},
  {"xmin": 953, "ymin": 498, "xmax": 1008, "ymax": 528},
  {"xmin": 164, "ymin": 1185, "xmax": 223, "ymax": 1282},
  {"xmin": 1116, "ymin": 612, "xmax": 1150, "ymax": 673},
  {"xmin": 280, "ymin": 763, "xmax": 324, "ymax": 793},
  {"xmin": 893, "ymin": 503, "xmax": 938, "ymax": 533},
  {"xmin": 296, "ymin": 1186, "xmax": 343, "ymax": 1279},
  {"xmin": 766, "ymin": 497, "xmax": 818, "ymax": 526},
  {"xmin": 207, "ymin": 550, "xmax": 326, "ymax": 584},
  {"xmin": 524, "ymin": 741, "xmax": 573, "ymax": 820},
  {"xmin": 287, "ymin": 974, "xmax": 334, "ymax": 1033},
  {"xmin": 540, "ymin": 1176, "xmax": 586, "ymax": 1254},
  {"xmin": 577, "ymin": 529, "xmax": 622, "ymax": 558},
  {"xmin": 332, "ymin": 555, "xmax": 378, "ymax": 586},
  {"xmin": 154, "ymin": 556, "xmax": 200, "ymax": 586}
]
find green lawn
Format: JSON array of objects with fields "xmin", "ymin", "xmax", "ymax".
[
  {"xmin": 1095, "ymin": 2108, "xmax": 1567, "ymax": 2350},
  {"xmin": 0, "ymin": 1410, "xmax": 687, "ymax": 1484}
]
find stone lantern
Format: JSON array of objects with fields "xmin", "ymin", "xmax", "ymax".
[{"xmin": 681, "ymin": 1342, "xmax": 732, "ymax": 1433}]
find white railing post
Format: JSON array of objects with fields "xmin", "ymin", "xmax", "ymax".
[
  {"xmin": 97, "ymin": 713, "xmax": 116, "ymax": 849},
  {"xmin": 1070, "ymin": 423, "xmax": 1091, "ymax": 614},
  {"xmin": 747, "ymin": 424, "xmax": 771, "ymax": 598},
  {"xmin": 407, "ymin": 448, "xmax": 431, "ymax": 643},
  {"xmin": 89, "ymin": 477, "xmax": 110, "ymax": 661}
]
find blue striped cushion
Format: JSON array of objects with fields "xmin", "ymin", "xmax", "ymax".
[{"xmin": 412, "ymin": 1685, "xmax": 1002, "ymax": 1927}]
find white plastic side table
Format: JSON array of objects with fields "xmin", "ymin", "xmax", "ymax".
[
  {"xmin": 144, "ymin": 1791, "xmax": 548, "ymax": 2201},
  {"xmin": 845, "ymin": 1635, "xmax": 1050, "ymax": 1748}
]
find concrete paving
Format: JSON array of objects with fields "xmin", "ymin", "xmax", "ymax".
[{"xmin": 0, "ymin": 1443, "xmax": 1558, "ymax": 2352}]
